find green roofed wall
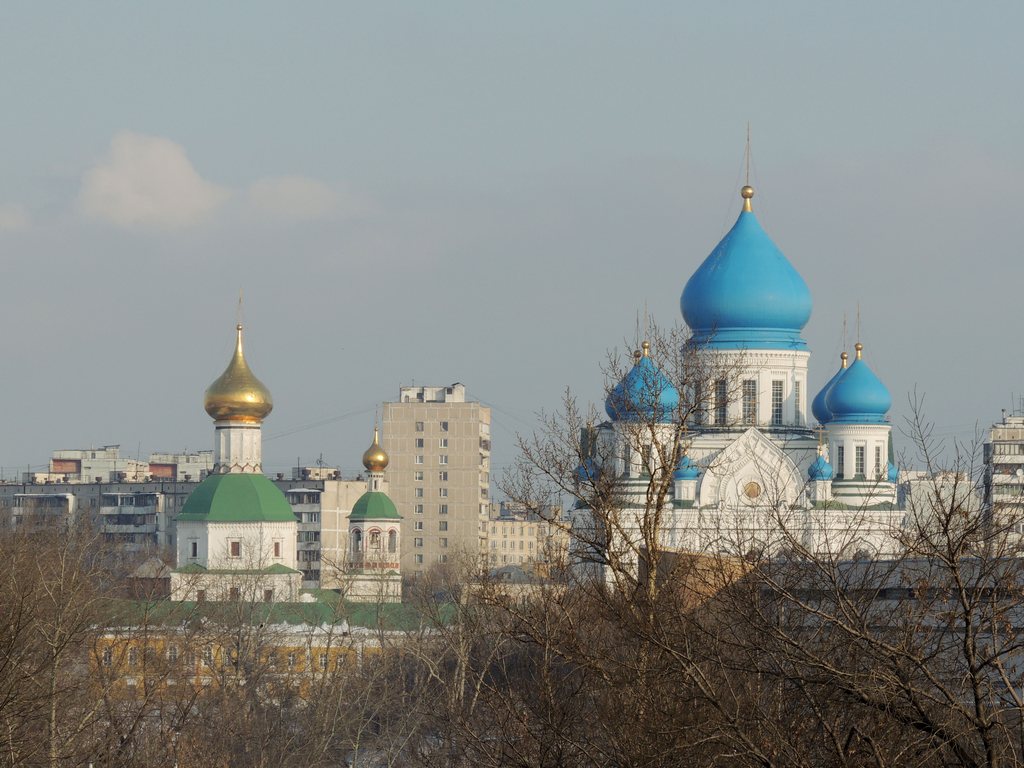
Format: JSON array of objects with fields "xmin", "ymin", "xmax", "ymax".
[
  {"xmin": 177, "ymin": 473, "xmax": 296, "ymax": 523},
  {"xmin": 349, "ymin": 491, "xmax": 400, "ymax": 521}
]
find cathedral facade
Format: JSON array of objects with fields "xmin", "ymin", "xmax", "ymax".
[{"xmin": 573, "ymin": 185, "xmax": 904, "ymax": 577}]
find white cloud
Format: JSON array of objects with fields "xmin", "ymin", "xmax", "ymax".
[
  {"xmin": 247, "ymin": 175, "xmax": 349, "ymax": 222},
  {"xmin": 78, "ymin": 132, "xmax": 230, "ymax": 230},
  {"xmin": 0, "ymin": 203, "xmax": 30, "ymax": 232}
]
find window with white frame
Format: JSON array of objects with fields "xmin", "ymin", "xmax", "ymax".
[{"xmin": 771, "ymin": 381, "xmax": 784, "ymax": 426}]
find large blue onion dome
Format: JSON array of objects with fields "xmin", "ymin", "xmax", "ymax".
[
  {"xmin": 808, "ymin": 452, "xmax": 834, "ymax": 481},
  {"xmin": 681, "ymin": 186, "xmax": 812, "ymax": 350},
  {"xmin": 673, "ymin": 454, "xmax": 701, "ymax": 481},
  {"xmin": 605, "ymin": 341, "xmax": 680, "ymax": 422},
  {"xmin": 812, "ymin": 351, "xmax": 849, "ymax": 425},
  {"xmin": 825, "ymin": 343, "xmax": 892, "ymax": 423}
]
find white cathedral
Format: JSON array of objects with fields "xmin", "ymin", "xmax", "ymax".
[{"xmin": 572, "ymin": 184, "xmax": 904, "ymax": 576}]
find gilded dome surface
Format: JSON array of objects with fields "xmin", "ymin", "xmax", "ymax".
[
  {"xmin": 204, "ymin": 324, "xmax": 273, "ymax": 423},
  {"xmin": 362, "ymin": 427, "xmax": 389, "ymax": 472}
]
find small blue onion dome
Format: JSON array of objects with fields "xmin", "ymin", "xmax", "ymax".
[
  {"xmin": 812, "ymin": 352, "xmax": 849, "ymax": 425},
  {"xmin": 673, "ymin": 454, "xmax": 701, "ymax": 481},
  {"xmin": 575, "ymin": 457, "xmax": 600, "ymax": 484},
  {"xmin": 825, "ymin": 343, "xmax": 892, "ymax": 424},
  {"xmin": 605, "ymin": 341, "xmax": 680, "ymax": 422},
  {"xmin": 681, "ymin": 186, "xmax": 812, "ymax": 350},
  {"xmin": 808, "ymin": 453, "xmax": 834, "ymax": 481},
  {"xmin": 887, "ymin": 462, "xmax": 898, "ymax": 483}
]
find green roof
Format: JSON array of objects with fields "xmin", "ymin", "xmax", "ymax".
[
  {"xmin": 177, "ymin": 473, "xmax": 296, "ymax": 523},
  {"xmin": 97, "ymin": 593, "xmax": 453, "ymax": 631},
  {"xmin": 349, "ymin": 491, "xmax": 400, "ymax": 521},
  {"xmin": 172, "ymin": 562, "xmax": 300, "ymax": 576}
]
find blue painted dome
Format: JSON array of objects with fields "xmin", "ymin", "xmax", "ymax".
[
  {"xmin": 812, "ymin": 352, "xmax": 849, "ymax": 425},
  {"xmin": 808, "ymin": 453, "xmax": 834, "ymax": 481},
  {"xmin": 825, "ymin": 344, "xmax": 892, "ymax": 424},
  {"xmin": 887, "ymin": 462, "xmax": 898, "ymax": 483},
  {"xmin": 673, "ymin": 454, "xmax": 700, "ymax": 481},
  {"xmin": 605, "ymin": 342, "xmax": 680, "ymax": 422},
  {"xmin": 681, "ymin": 188, "xmax": 811, "ymax": 350},
  {"xmin": 575, "ymin": 457, "xmax": 600, "ymax": 484}
]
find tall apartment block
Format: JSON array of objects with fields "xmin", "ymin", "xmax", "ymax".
[
  {"xmin": 984, "ymin": 412, "xmax": 1024, "ymax": 535},
  {"xmin": 382, "ymin": 383, "xmax": 491, "ymax": 576}
]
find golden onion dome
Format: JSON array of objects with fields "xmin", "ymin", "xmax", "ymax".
[
  {"xmin": 362, "ymin": 426, "xmax": 389, "ymax": 472},
  {"xmin": 203, "ymin": 324, "xmax": 273, "ymax": 423}
]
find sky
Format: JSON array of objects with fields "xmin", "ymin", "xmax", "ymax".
[{"xmin": 1, "ymin": 2, "xmax": 1021, "ymax": 482}]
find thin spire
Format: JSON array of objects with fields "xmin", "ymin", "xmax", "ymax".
[
  {"xmin": 856, "ymin": 302, "xmax": 862, "ymax": 344},
  {"xmin": 740, "ymin": 124, "xmax": 754, "ymax": 212},
  {"xmin": 237, "ymin": 289, "xmax": 244, "ymax": 327},
  {"xmin": 745, "ymin": 122, "xmax": 751, "ymax": 186}
]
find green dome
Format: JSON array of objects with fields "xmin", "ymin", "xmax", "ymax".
[
  {"xmin": 350, "ymin": 491, "xmax": 400, "ymax": 521},
  {"xmin": 178, "ymin": 473, "xmax": 296, "ymax": 523}
]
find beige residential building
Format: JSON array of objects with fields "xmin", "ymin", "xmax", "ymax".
[
  {"xmin": 382, "ymin": 383, "xmax": 491, "ymax": 576},
  {"xmin": 484, "ymin": 503, "xmax": 570, "ymax": 577}
]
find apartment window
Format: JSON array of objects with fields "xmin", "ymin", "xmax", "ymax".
[
  {"xmin": 439, "ymin": 504, "xmax": 448, "ymax": 515},
  {"xmin": 273, "ymin": 541, "xmax": 281, "ymax": 558},
  {"xmin": 714, "ymin": 379, "xmax": 727, "ymax": 426},
  {"xmin": 836, "ymin": 446, "xmax": 845, "ymax": 480},
  {"xmin": 415, "ymin": 504, "xmax": 424, "ymax": 514},
  {"xmin": 439, "ymin": 488, "xmax": 448, "ymax": 498},
  {"xmin": 414, "ymin": 471, "xmax": 423, "ymax": 481},
  {"xmin": 263, "ymin": 589, "xmax": 274, "ymax": 603},
  {"xmin": 439, "ymin": 455, "xmax": 448, "ymax": 465},
  {"xmin": 229, "ymin": 587, "xmax": 240, "ymax": 601},
  {"xmin": 102, "ymin": 647, "xmax": 113, "ymax": 667},
  {"xmin": 190, "ymin": 540, "xmax": 198, "ymax": 558},
  {"xmin": 287, "ymin": 652, "xmax": 297, "ymax": 669},
  {"xmin": 440, "ymin": 421, "xmax": 449, "ymax": 432},
  {"xmin": 439, "ymin": 438, "xmax": 448, "ymax": 448},
  {"xmin": 415, "ymin": 438, "xmax": 424, "ymax": 448},
  {"xmin": 438, "ymin": 471, "xmax": 448, "ymax": 482},
  {"xmin": 855, "ymin": 446, "xmax": 866, "ymax": 477},
  {"xmin": 771, "ymin": 381, "xmax": 784, "ymax": 426},
  {"xmin": 794, "ymin": 381, "xmax": 802, "ymax": 425},
  {"xmin": 415, "ymin": 488, "xmax": 424, "ymax": 498},
  {"xmin": 440, "ymin": 537, "xmax": 448, "ymax": 548},
  {"xmin": 319, "ymin": 653, "xmax": 328, "ymax": 670},
  {"xmin": 875, "ymin": 445, "xmax": 883, "ymax": 478},
  {"xmin": 415, "ymin": 421, "xmax": 424, "ymax": 432},
  {"xmin": 491, "ymin": 541, "xmax": 497, "ymax": 550},
  {"xmin": 414, "ymin": 537, "xmax": 423, "ymax": 548},
  {"xmin": 414, "ymin": 521, "xmax": 424, "ymax": 531},
  {"xmin": 229, "ymin": 541, "xmax": 241, "ymax": 558},
  {"xmin": 415, "ymin": 554, "xmax": 424, "ymax": 564},
  {"xmin": 742, "ymin": 380, "xmax": 757, "ymax": 425},
  {"xmin": 439, "ymin": 521, "xmax": 448, "ymax": 531},
  {"xmin": 415, "ymin": 455, "xmax": 424, "ymax": 465},
  {"xmin": 196, "ymin": 589, "xmax": 206, "ymax": 602},
  {"xmin": 439, "ymin": 554, "xmax": 448, "ymax": 563}
]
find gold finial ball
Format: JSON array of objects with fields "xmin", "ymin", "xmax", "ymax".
[
  {"xmin": 741, "ymin": 185, "xmax": 755, "ymax": 200},
  {"xmin": 641, "ymin": 340, "xmax": 651, "ymax": 356}
]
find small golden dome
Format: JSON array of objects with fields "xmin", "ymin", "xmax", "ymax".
[
  {"xmin": 204, "ymin": 324, "xmax": 273, "ymax": 424},
  {"xmin": 840, "ymin": 351, "xmax": 849, "ymax": 368},
  {"xmin": 855, "ymin": 342, "xmax": 864, "ymax": 360},
  {"xmin": 362, "ymin": 426, "xmax": 389, "ymax": 472}
]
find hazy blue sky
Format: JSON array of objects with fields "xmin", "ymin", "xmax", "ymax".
[{"xmin": 1, "ymin": 2, "xmax": 1021, "ymax": 480}]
